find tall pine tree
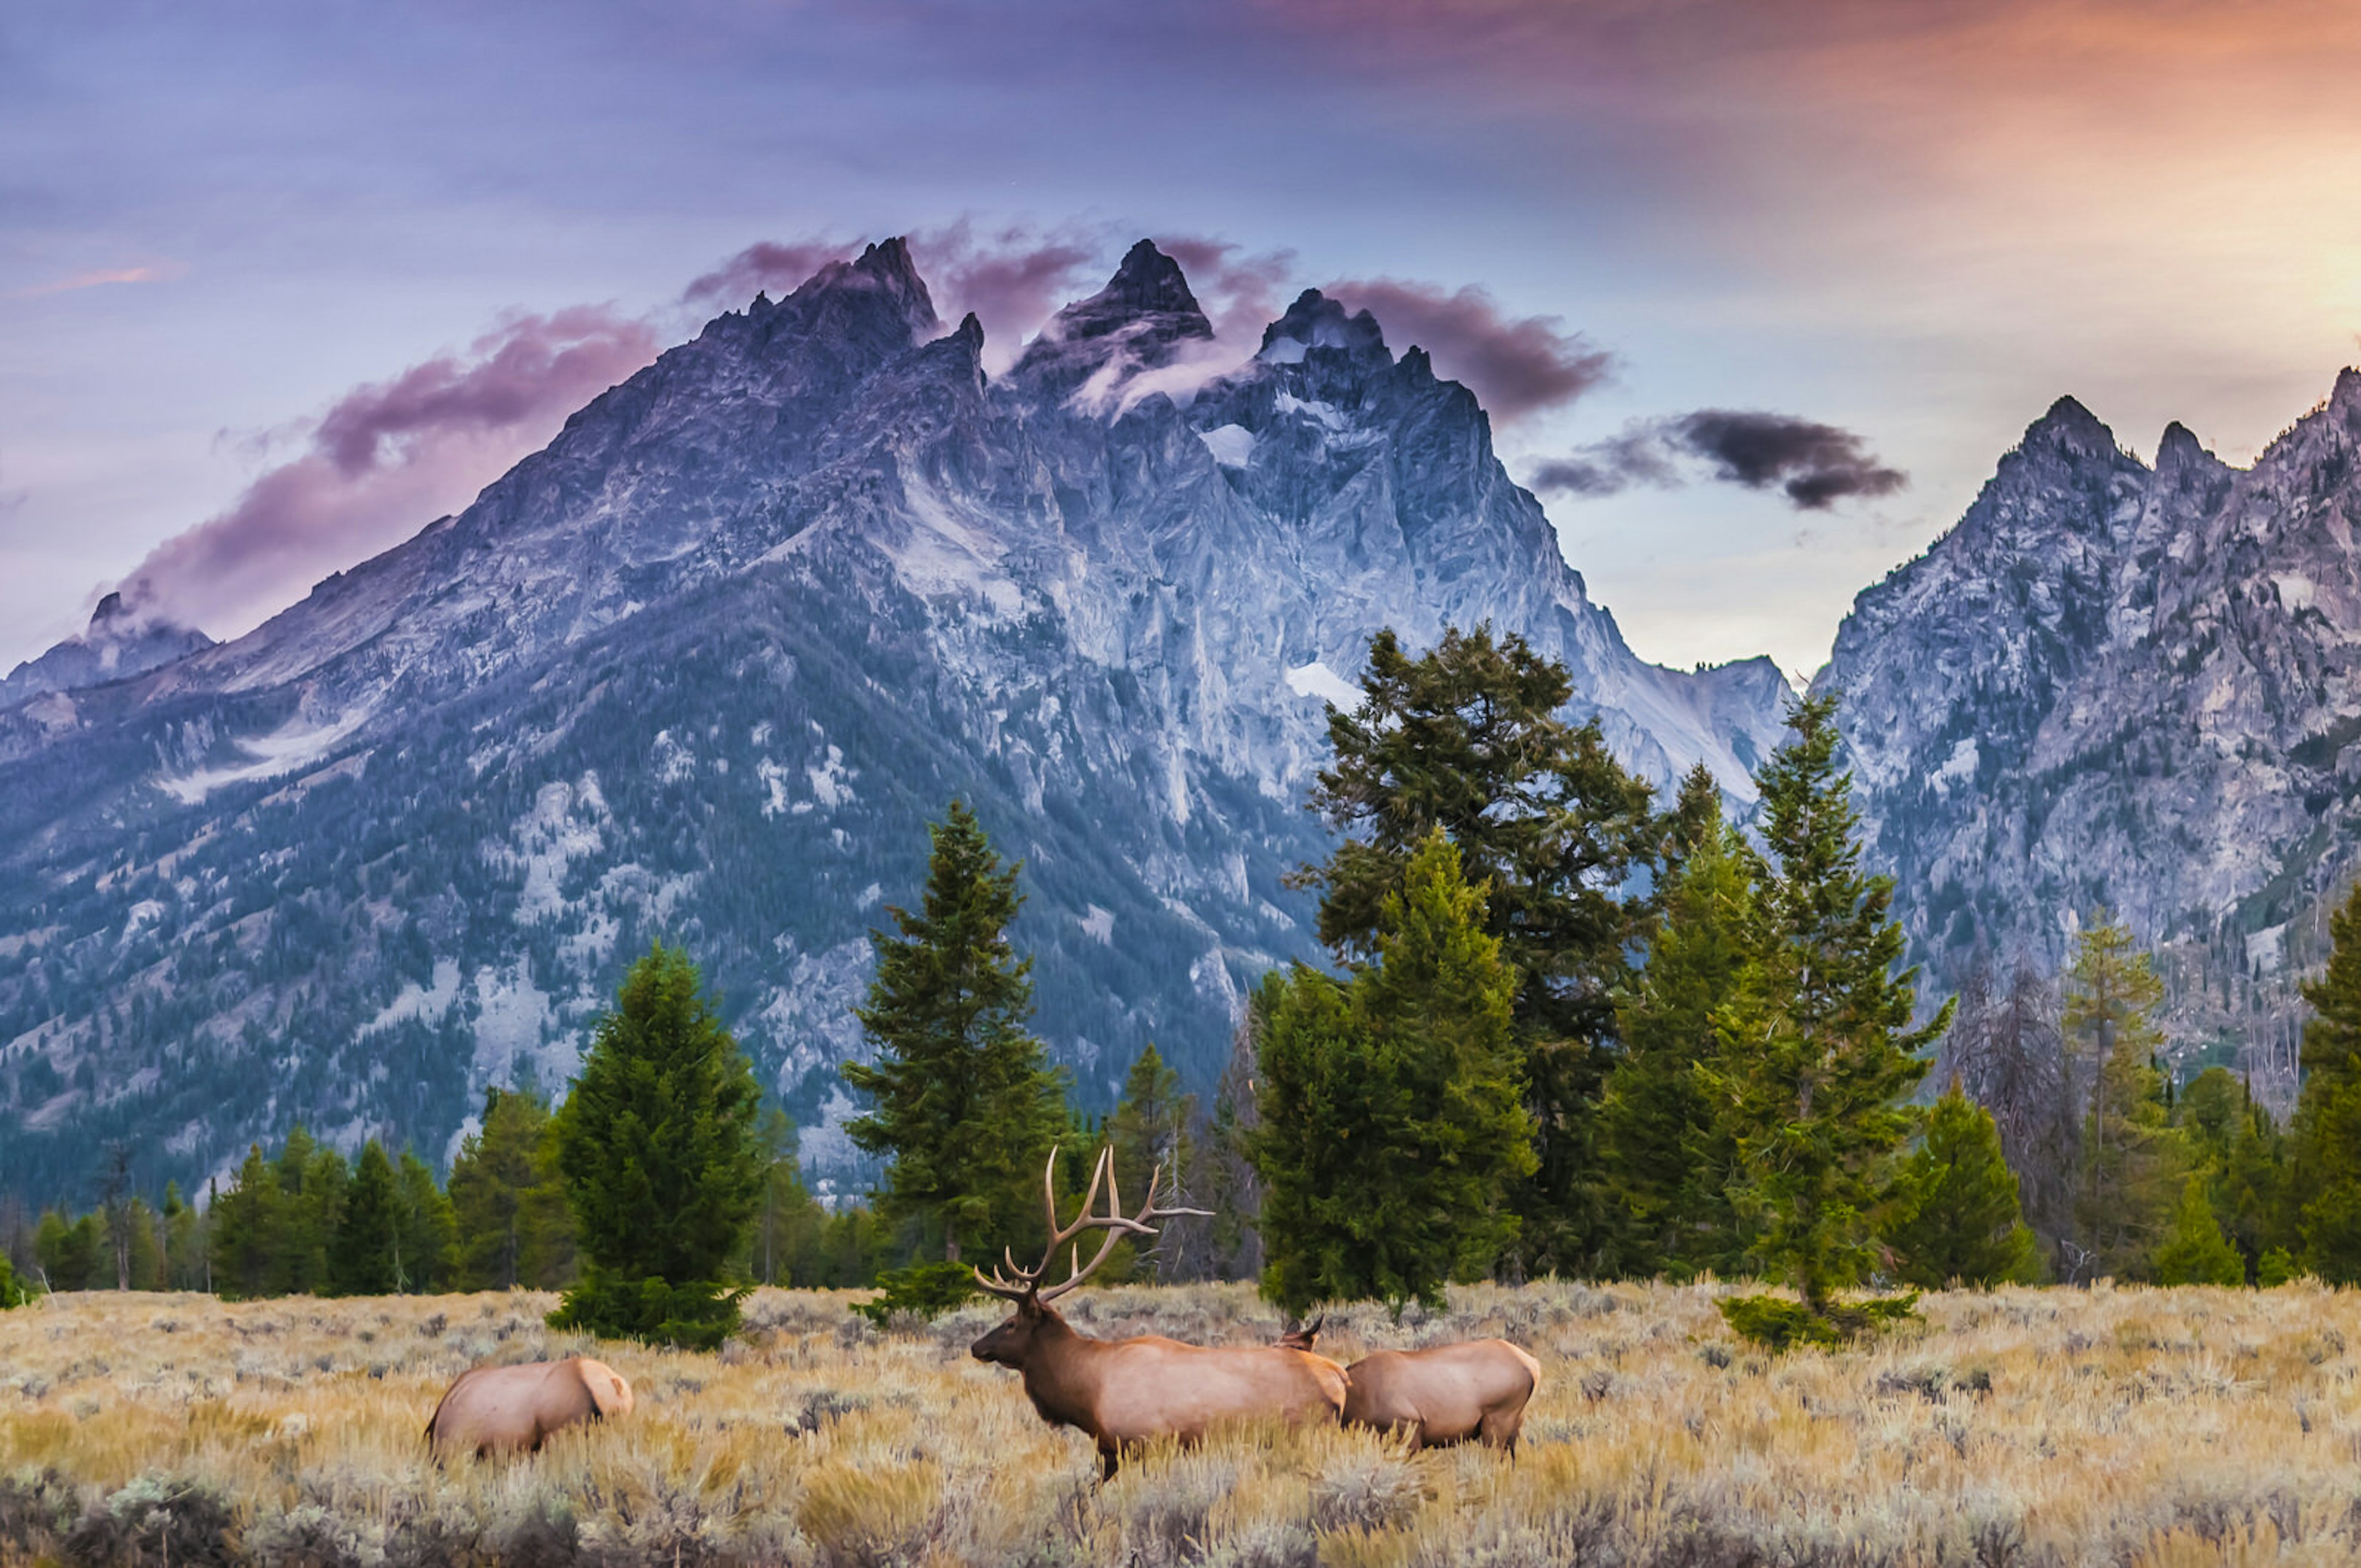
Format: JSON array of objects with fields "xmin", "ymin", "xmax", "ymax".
[
  {"xmin": 844, "ymin": 801, "xmax": 1067, "ymax": 1264},
  {"xmin": 1883, "ymin": 1081, "xmax": 2038, "ymax": 1288},
  {"xmin": 2063, "ymin": 913, "xmax": 2184, "ymax": 1278},
  {"xmin": 1703, "ymin": 695, "xmax": 1945, "ymax": 1315},
  {"xmin": 1253, "ymin": 829, "xmax": 1536, "ymax": 1316},
  {"xmin": 1107, "ymin": 1044, "xmax": 1200, "ymax": 1282},
  {"xmin": 1598, "ymin": 793, "xmax": 1756, "ymax": 1278},
  {"xmin": 330, "ymin": 1141, "xmax": 402, "ymax": 1296},
  {"xmin": 2293, "ymin": 880, "xmax": 2361, "ymax": 1282},
  {"xmin": 1302, "ymin": 626, "xmax": 1662, "ymax": 1274},
  {"xmin": 552, "ymin": 942, "xmax": 764, "ymax": 1348},
  {"xmin": 448, "ymin": 1086, "xmax": 574, "ymax": 1290}
]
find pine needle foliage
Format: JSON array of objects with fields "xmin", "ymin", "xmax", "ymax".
[
  {"xmin": 1885, "ymin": 1081, "xmax": 2038, "ymax": 1288},
  {"xmin": 447, "ymin": 1087, "xmax": 574, "ymax": 1290},
  {"xmin": 1302, "ymin": 625, "xmax": 1660, "ymax": 1274},
  {"xmin": 2063, "ymin": 913, "xmax": 2183, "ymax": 1278},
  {"xmin": 2295, "ymin": 880, "xmax": 2361, "ymax": 1283},
  {"xmin": 2152, "ymin": 1175, "xmax": 2248, "ymax": 1286},
  {"xmin": 328, "ymin": 1141, "xmax": 402, "ymax": 1298},
  {"xmin": 550, "ymin": 942, "xmax": 764, "ymax": 1349},
  {"xmin": 1254, "ymin": 829, "xmax": 1535, "ymax": 1317},
  {"xmin": 1599, "ymin": 799, "xmax": 1757, "ymax": 1278},
  {"xmin": 844, "ymin": 801, "xmax": 1067, "ymax": 1265},
  {"xmin": 1705, "ymin": 695, "xmax": 1945, "ymax": 1315}
]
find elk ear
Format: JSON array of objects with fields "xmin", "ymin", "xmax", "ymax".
[{"xmin": 580, "ymin": 1360, "xmax": 634, "ymax": 1417}]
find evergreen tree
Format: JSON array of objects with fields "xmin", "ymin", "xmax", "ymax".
[
  {"xmin": 330, "ymin": 1141, "xmax": 402, "ymax": 1296},
  {"xmin": 208, "ymin": 1144, "xmax": 282, "ymax": 1299},
  {"xmin": 394, "ymin": 1150, "xmax": 458, "ymax": 1292},
  {"xmin": 1884, "ymin": 1081, "xmax": 2038, "ymax": 1288},
  {"xmin": 122, "ymin": 1197, "xmax": 162, "ymax": 1291},
  {"xmin": 552, "ymin": 942, "xmax": 764, "ymax": 1349},
  {"xmin": 2152, "ymin": 1175, "xmax": 2247, "ymax": 1286},
  {"xmin": 844, "ymin": 801, "xmax": 1067, "ymax": 1264},
  {"xmin": 1108, "ymin": 1044, "xmax": 1200, "ymax": 1282},
  {"xmin": 1303, "ymin": 626, "xmax": 1661, "ymax": 1272},
  {"xmin": 2063, "ymin": 914, "xmax": 2184, "ymax": 1278},
  {"xmin": 448, "ymin": 1085, "xmax": 574, "ymax": 1290},
  {"xmin": 743, "ymin": 1108, "xmax": 823, "ymax": 1288},
  {"xmin": 2294, "ymin": 880, "xmax": 2361, "ymax": 1282},
  {"xmin": 0, "ymin": 1250, "xmax": 22, "ymax": 1308},
  {"xmin": 1254, "ymin": 830, "xmax": 1536, "ymax": 1316},
  {"xmin": 34, "ymin": 1210, "xmax": 103, "ymax": 1291},
  {"xmin": 1599, "ymin": 814, "xmax": 1755, "ymax": 1278},
  {"xmin": 162, "ymin": 1183, "xmax": 207, "ymax": 1291},
  {"xmin": 1703, "ymin": 695, "xmax": 1945, "ymax": 1314},
  {"xmin": 271, "ymin": 1127, "xmax": 347, "ymax": 1295},
  {"xmin": 2178, "ymin": 1068, "xmax": 2290, "ymax": 1273}
]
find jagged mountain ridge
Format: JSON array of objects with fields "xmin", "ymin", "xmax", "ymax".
[
  {"xmin": 0, "ymin": 238, "xmax": 1790, "ymax": 1196},
  {"xmin": 1821, "ymin": 370, "xmax": 2361, "ymax": 1097},
  {"xmin": 0, "ymin": 593, "xmax": 215, "ymax": 711}
]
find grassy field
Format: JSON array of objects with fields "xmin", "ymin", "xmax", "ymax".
[{"xmin": 4, "ymin": 1280, "xmax": 2361, "ymax": 1566}]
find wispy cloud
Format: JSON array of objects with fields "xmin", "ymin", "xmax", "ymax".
[
  {"xmin": 1321, "ymin": 278, "xmax": 1612, "ymax": 422},
  {"xmin": 17, "ymin": 261, "xmax": 187, "ymax": 298},
  {"xmin": 116, "ymin": 307, "xmax": 658, "ymax": 637},
  {"xmin": 1530, "ymin": 409, "xmax": 1906, "ymax": 511}
]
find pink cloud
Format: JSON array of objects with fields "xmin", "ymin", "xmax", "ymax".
[
  {"xmin": 1321, "ymin": 278, "xmax": 1611, "ymax": 422},
  {"xmin": 17, "ymin": 261, "xmax": 187, "ymax": 298},
  {"xmin": 119, "ymin": 307, "xmax": 659, "ymax": 638},
  {"xmin": 681, "ymin": 241, "xmax": 859, "ymax": 309}
]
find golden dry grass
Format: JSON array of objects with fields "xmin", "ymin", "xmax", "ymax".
[{"xmin": 5, "ymin": 1279, "xmax": 2361, "ymax": 1565}]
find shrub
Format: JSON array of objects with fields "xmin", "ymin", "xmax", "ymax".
[
  {"xmin": 1720, "ymin": 1290, "xmax": 1918, "ymax": 1352},
  {"xmin": 850, "ymin": 1261, "xmax": 978, "ymax": 1329}
]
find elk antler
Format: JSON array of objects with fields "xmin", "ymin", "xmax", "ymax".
[{"xmin": 971, "ymin": 1145, "xmax": 1212, "ymax": 1304}]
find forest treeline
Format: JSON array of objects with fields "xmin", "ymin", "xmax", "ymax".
[{"xmin": 7, "ymin": 626, "xmax": 2361, "ymax": 1328}]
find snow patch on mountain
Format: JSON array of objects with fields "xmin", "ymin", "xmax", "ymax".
[
  {"xmin": 1285, "ymin": 661, "xmax": 1364, "ymax": 711},
  {"xmin": 156, "ymin": 709, "xmax": 370, "ymax": 805}
]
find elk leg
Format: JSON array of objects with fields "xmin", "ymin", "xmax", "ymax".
[{"xmin": 1099, "ymin": 1444, "xmax": 1120, "ymax": 1483}]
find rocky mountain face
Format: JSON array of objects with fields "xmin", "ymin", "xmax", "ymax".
[
  {"xmin": 1821, "ymin": 371, "xmax": 2361, "ymax": 1097},
  {"xmin": 0, "ymin": 593, "xmax": 215, "ymax": 709},
  {"xmin": 0, "ymin": 238, "xmax": 1790, "ymax": 1197}
]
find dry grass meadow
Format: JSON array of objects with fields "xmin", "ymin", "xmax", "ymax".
[{"xmin": 5, "ymin": 1280, "xmax": 2361, "ymax": 1566}]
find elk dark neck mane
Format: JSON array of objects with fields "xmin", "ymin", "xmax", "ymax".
[{"xmin": 1014, "ymin": 1312, "xmax": 1102, "ymax": 1433}]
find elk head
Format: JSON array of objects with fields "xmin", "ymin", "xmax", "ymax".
[{"xmin": 970, "ymin": 1145, "xmax": 1205, "ymax": 1365}]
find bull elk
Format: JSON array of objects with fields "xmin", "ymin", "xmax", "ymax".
[
  {"xmin": 1278, "ymin": 1322, "xmax": 1541, "ymax": 1454},
  {"xmin": 424, "ymin": 1356, "xmax": 634, "ymax": 1457},
  {"xmin": 970, "ymin": 1146, "xmax": 1348, "ymax": 1479}
]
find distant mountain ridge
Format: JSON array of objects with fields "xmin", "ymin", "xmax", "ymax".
[
  {"xmin": 0, "ymin": 238, "xmax": 1790, "ymax": 1196},
  {"xmin": 1820, "ymin": 369, "xmax": 2361, "ymax": 1097}
]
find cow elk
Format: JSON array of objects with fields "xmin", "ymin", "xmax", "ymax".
[
  {"xmin": 1279, "ymin": 1322, "xmax": 1541, "ymax": 1454},
  {"xmin": 970, "ymin": 1146, "xmax": 1348, "ymax": 1479},
  {"xmin": 425, "ymin": 1356, "xmax": 635, "ymax": 1457}
]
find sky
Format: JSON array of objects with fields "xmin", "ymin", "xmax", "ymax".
[{"xmin": 6, "ymin": 0, "xmax": 2361, "ymax": 682}]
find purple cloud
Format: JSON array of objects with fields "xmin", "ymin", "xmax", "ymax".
[
  {"xmin": 119, "ymin": 308, "xmax": 659, "ymax": 637},
  {"xmin": 1321, "ymin": 277, "xmax": 1612, "ymax": 422},
  {"xmin": 1527, "ymin": 408, "xmax": 1907, "ymax": 511},
  {"xmin": 681, "ymin": 241, "xmax": 859, "ymax": 309}
]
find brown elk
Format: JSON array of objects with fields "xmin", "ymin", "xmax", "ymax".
[
  {"xmin": 1277, "ymin": 1322, "xmax": 1541, "ymax": 1454},
  {"xmin": 424, "ymin": 1356, "xmax": 635, "ymax": 1457},
  {"xmin": 970, "ymin": 1146, "xmax": 1348, "ymax": 1479}
]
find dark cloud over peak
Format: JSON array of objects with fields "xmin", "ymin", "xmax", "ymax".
[
  {"xmin": 1672, "ymin": 409, "xmax": 1907, "ymax": 508},
  {"xmin": 1320, "ymin": 278, "xmax": 1612, "ymax": 422},
  {"xmin": 1529, "ymin": 409, "xmax": 1906, "ymax": 511}
]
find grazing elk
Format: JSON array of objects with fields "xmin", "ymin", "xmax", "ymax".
[
  {"xmin": 425, "ymin": 1356, "xmax": 635, "ymax": 1457},
  {"xmin": 970, "ymin": 1147, "xmax": 1348, "ymax": 1479},
  {"xmin": 1278, "ymin": 1322, "xmax": 1541, "ymax": 1454}
]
